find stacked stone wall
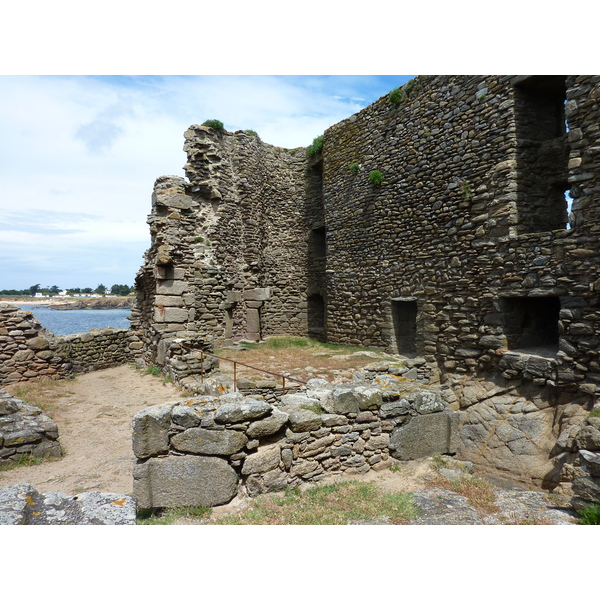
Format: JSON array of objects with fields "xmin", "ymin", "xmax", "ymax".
[
  {"xmin": 0, "ymin": 303, "xmax": 141, "ymax": 386},
  {"xmin": 132, "ymin": 371, "xmax": 458, "ymax": 509}
]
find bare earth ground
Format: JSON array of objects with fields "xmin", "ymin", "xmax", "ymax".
[
  {"xmin": 0, "ymin": 364, "xmax": 579, "ymax": 524},
  {"xmin": 1, "ymin": 365, "xmax": 186, "ymax": 495}
]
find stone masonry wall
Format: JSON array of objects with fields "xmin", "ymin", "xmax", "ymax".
[
  {"xmin": 0, "ymin": 388, "xmax": 62, "ymax": 467},
  {"xmin": 132, "ymin": 127, "xmax": 314, "ymax": 367},
  {"xmin": 0, "ymin": 303, "xmax": 141, "ymax": 386},
  {"xmin": 132, "ymin": 369, "xmax": 458, "ymax": 509},
  {"xmin": 133, "ymin": 75, "xmax": 600, "ymax": 490}
]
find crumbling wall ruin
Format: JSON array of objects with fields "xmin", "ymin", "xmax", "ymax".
[{"xmin": 133, "ymin": 75, "xmax": 600, "ymax": 493}]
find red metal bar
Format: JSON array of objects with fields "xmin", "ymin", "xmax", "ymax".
[{"xmin": 180, "ymin": 344, "xmax": 308, "ymax": 389}]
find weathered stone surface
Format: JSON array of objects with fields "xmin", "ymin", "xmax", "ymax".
[
  {"xmin": 0, "ymin": 484, "xmax": 135, "ymax": 525},
  {"xmin": 246, "ymin": 409, "xmax": 289, "ymax": 438},
  {"xmin": 321, "ymin": 388, "xmax": 359, "ymax": 415},
  {"xmin": 572, "ymin": 475, "xmax": 600, "ymax": 503},
  {"xmin": 132, "ymin": 403, "xmax": 176, "ymax": 459},
  {"xmin": 389, "ymin": 412, "xmax": 460, "ymax": 460},
  {"xmin": 285, "ymin": 407, "xmax": 322, "ymax": 432},
  {"xmin": 241, "ymin": 445, "xmax": 281, "ymax": 475},
  {"xmin": 579, "ymin": 449, "xmax": 600, "ymax": 477},
  {"xmin": 214, "ymin": 399, "xmax": 272, "ymax": 424},
  {"xmin": 171, "ymin": 427, "xmax": 247, "ymax": 455},
  {"xmin": 354, "ymin": 386, "xmax": 383, "ymax": 410},
  {"xmin": 412, "ymin": 390, "xmax": 445, "ymax": 414},
  {"xmin": 575, "ymin": 421, "xmax": 600, "ymax": 451},
  {"xmin": 379, "ymin": 399, "xmax": 410, "ymax": 418},
  {"xmin": 133, "ymin": 455, "xmax": 238, "ymax": 508}
]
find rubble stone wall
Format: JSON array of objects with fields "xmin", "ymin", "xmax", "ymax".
[
  {"xmin": 0, "ymin": 303, "xmax": 141, "ymax": 386},
  {"xmin": 0, "ymin": 388, "xmax": 62, "ymax": 467},
  {"xmin": 132, "ymin": 369, "xmax": 457, "ymax": 509}
]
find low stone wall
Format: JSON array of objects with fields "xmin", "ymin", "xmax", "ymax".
[
  {"xmin": 0, "ymin": 303, "xmax": 142, "ymax": 386},
  {"xmin": 132, "ymin": 373, "xmax": 458, "ymax": 509},
  {"xmin": 0, "ymin": 389, "xmax": 62, "ymax": 467}
]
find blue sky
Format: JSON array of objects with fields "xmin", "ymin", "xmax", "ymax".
[{"xmin": 0, "ymin": 75, "xmax": 412, "ymax": 291}]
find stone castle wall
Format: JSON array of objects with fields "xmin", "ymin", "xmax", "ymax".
[
  {"xmin": 0, "ymin": 303, "xmax": 141, "ymax": 386},
  {"xmin": 133, "ymin": 75, "xmax": 600, "ymax": 489}
]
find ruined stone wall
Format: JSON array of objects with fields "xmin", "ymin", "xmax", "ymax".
[
  {"xmin": 133, "ymin": 126, "xmax": 314, "ymax": 366},
  {"xmin": 133, "ymin": 75, "xmax": 600, "ymax": 489},
  {"xmin": 0, "ymin": 303, "xmax": 141, "ymax": 385},
  {"xmin": 323, "ymin": 75, "xmax": 600, "ymax": 399},
  {"xmin": 132, "ymin": 372, "xmax": 457, "ymax": 509}
]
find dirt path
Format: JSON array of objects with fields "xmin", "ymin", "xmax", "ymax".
[{"xmin": 0, "ymin": 365, "xmax": 186, "ymax": 495}]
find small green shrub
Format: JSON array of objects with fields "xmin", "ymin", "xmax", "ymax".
[
  {"xmin": 349, "ymin": 162, "xmax": 360, "ymax": 175},
  {"xmin": 244, "ymin": 129, "xmax": 259, "ymax": 137},
  {"xmin": 194, "ymin": 236, "xmax": 205, "ymax": 244},
  {"xmin": 389, "ymin": 78, "xmax": 418, "ymax": 106},
  {"xmin": 306, "ymin": 135, "xmax": 324, "ymax": 158},
  {"xmin": 145, "ymin": 365, "xmax": 162, "ymax": 377},
  {"xmin": 389, "ymin": 87, "xmax": 405, "ymax": 105},
  {"xmin": 577, "ymin": 502, "xmax": 600, "ymax": 525},
  {"xmin": 458, "ymin": 180, "xmax": 472, "ymax": 200},
  {"xmin": 588, "ymin": 408, "xmax": 600, "ymax": 420},
  {"xmin": 202, "ymin": 119, "xmax": 225, "ymax": 132},
  {"xmin": 368, "ymin": 170, "xmax": 384, "ymax": 185}
]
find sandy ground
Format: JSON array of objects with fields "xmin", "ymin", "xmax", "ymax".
[{"xmin": 0, "ymin": 365, "xmax": 186, "ymax": 495}]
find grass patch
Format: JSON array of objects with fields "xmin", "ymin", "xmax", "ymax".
[
  {"xmin": 216, "ymin": 336, "xmax": 389, "ymax": 384},
  {"xmin": 577, "ymin": 502, "xmax": 600, "ymax": 525},
  {"xmin": 137, "ymin": 505, "xmax": 212, "ymax": 525},
  {"xmin": 429, "ymin": 455, "xmax": 497, "ymax": 515},
  {"xmin": 588, "ymin": 408, "xmax": 600, "ymax": 420},
  {"xmin": 6, "ymin": 377, "xmax": 76, "ymax": 415},
  {"xmin": 0, "ymin": 454, "xmax": 45, "ymax": 472},
  {"xmin": 214, "ymin": 481, "xmax": 418, "ymax": 525},
  {"xmin": 145, "ymin": 365, "xmax": 162, "ymax": 377}
]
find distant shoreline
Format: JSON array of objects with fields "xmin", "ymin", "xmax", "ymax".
[{"xmin": 0, "ymin": 297, "xmax": 134, "ymax": 310}]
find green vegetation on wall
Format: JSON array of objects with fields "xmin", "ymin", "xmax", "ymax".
[
  {"xmin": 369, "ymin": 170, "xmax": 384, "ymax": 185},
  {"xmin": 202, "ymin": 119, "xmax": 225, "ymax": 132},
  {"xmin": 307, "ymin": 135, "xmax": 324, "ymax": 158}
]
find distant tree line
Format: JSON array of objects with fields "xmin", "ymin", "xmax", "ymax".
[{"xmin": 0, "ymin": 283, "xmax": 135, "ymax": 297}]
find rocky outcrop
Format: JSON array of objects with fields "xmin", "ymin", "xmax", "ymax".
[
  {"xmin": 51, "ymin": 298, "xmax": 134, "ymax": 310},
  {"xmin": 0, "ymin": 389, "xmax": 62, "ymax": 466},
  {"xmin": 0, "ymin": 483, "xmax": 135, "ymax": 525}
]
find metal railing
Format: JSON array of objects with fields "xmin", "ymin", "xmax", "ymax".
[{"xmin": 190, "ymin": 348, "xmax": 308, "ymax": 394}]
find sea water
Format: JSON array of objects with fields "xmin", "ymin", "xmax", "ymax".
[{"xmin": 19, "ymin": 304, "xmax": 131, "ymax": 335}]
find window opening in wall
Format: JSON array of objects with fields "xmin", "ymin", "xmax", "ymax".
[
  {"xmin": 566, "ymin": 190, "xmax": 573, "ymax": 229},
  {"xmin": 500, "ymin": 296, "xmax": 560, "ymax": 355},
  {"xmin": 514, "ymin": 75, "xmax": 570, "ymax": 233},
  {"xmin": 309, "ymin": 227, "xmax": 327, "ymax": 259},
  {"xmin": 392, "ymin": 298, "xmax": 417, "ymax": 358},
  {"xmin": 307, "ymin": 293, "xmax": 326, "ymax": 339}
]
